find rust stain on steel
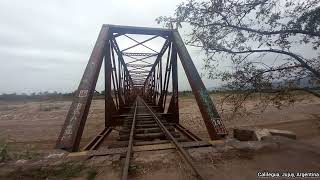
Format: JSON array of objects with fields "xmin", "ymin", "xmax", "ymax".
[
  {"xmin": 167, "ymin": 43, "xmax": 179, "ymax": 122},
  {"xmin": 172, "ymin": 30, "xmax": 227, "ymax": 139},
  {"xmin": 56, "ymin": 25, "xmax": 227, "ymax": 153},
  {"xmin": 56, "ymin": 25, "xmax": 111, "ymax": 152}
]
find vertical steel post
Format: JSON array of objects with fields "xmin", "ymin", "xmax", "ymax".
[
  {"xmin": 172, "ymin": 31, "xmax": 227, "ymax": 139},
  {"xmin": 56, "ymin": 25, "xmax": 110, "ymax": 151},
  {"xmin": 110, "ymin": 43, "xmax": 124, "ymax": 108},
  {"xmin": 105, "ymin": 40, "xmax": 117, "ymax": 127},
  {"xmin": 124, "ymin": 71, "xmax": 129, "ymax": 102},
  {"xmin": 158, "ymin": 42, "xmax": 172, "ymax": 110},
  {"xmin": 152, "ymin": 71, "xmax": 156, "ymax": 104},
  {"xmin": 159, "ymin": 57, "xmax": 162, "ymax": 106},
  {"xmin": 167, "ymin": 44, "xmax": 179, "ymax": 123}
]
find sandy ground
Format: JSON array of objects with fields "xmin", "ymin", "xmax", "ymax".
[
  {"xmin": 0, "ymin": 94, "xmax": 319, "ymax": 150},
  {"xmin": 179, "ymin": 94, "xmax": 320, "ymax": 141},
  {"xmin": 1, "ymin": 94, "xmax": 320, "ymax": 179}
]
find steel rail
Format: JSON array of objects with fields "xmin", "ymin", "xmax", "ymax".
[
  {"xmin": 175, "ymin": 124, "xmax": 202, "ymax": 141},
  {"xmin": 122, "ymin": 99, "xmax": 138, "ymax": 180},
  {"xmin": 81, "ymin": 127, "xmax": 112, "ymax": 151},
  {"xmin": 140, "ymin": 98, "xmax": 206, "ymax": 180}
]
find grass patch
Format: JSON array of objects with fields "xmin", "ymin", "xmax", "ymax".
[
  {"xmin": 0, "ymin": 140, "xmax": 11, "ymax": 162},
  {"xmin": 9, "ymin": 162, "xmax": 84, "ymax": 180},
  {"xmin": 86, "ymin": 168, "xmax": 98, "ymax": 180},
  {"xmin": 13, "ymin": 144, "xmax": 39, "ymax": 160},
  {"xmin": 0, "ymin": 140, "xmax": 39, "ymax": 162},
  {"xmin": 128, "ymin": 163, "xmax": 149, "ymax": 176},
  {"xmin": 1, "ymin": 139, "xmax": 84, "ymax": 179}
]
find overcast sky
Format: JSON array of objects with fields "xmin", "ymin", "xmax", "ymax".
[{"xmin": 0, "ymin": 0, "xmax": 221, "ymax": 94}]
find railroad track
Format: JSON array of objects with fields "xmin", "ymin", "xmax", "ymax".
[
  {"xmin": 120, "ymin": 96, "xmax": 205, "ymax": 180},
  {"xmin": 81, "ymin": 95, "xmax": 209, "ymax": 179}
]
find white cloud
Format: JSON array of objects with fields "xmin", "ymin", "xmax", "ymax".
[{"xmin": 0, "ymin": 0, "xmax": 221, "ymax": 94}]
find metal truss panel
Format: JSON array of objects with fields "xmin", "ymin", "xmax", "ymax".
[
  {"xmin": 56, "ymin": 26, "xmax": 110, "ymax": 152},
  {"xmin": 56, "ymin": 24, "xmax": 227, "ymax": 152},
  {"xmin": 172, "ymin": 31, "xmax": 228, "ymax": 139}
]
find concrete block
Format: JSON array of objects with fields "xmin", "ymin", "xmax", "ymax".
[
  {"xmin": 233, "ymin": 128, "xmax": 255, "ymax": 141},
  {"xmin": 233, "ymin": 128, "xmax": 291, "ymax": 141},
  {"xmin": 268, "ymin": 129, "xmax": 296, "ymax": 140},
  {"xmin": 254, "ymin": 128, "xmax": 272, "ymax": 141}
]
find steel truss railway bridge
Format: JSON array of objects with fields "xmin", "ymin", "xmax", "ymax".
[{"xmin": 56, "ymin": 25, "xmax": 228, "ymax": 179}]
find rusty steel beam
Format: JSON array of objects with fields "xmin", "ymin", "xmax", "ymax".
[
  {"xmin": 167, "ymin": 44, "xmax": 179, "ymax": 122},
  {"xmin": 131, "ymin": 76, "xmax": 149, "ymax": 80},
  {"xmin": 56, "ymin": 25, "xmax": 227, "ymax": 153},
  {"xmin": 132, "ymin": 78, "xmax": 145, "ymax": 81},
  {"xmin": 133, "ymin": 83, "xmax": 144, "ymax": 85},
  {"xmin": 129, "ymin": 70, "xmax": 150, "ymax": 73},
  {"xmin": 128, "ymin": 67, "xmax": 148, "ymax": 72},
  {"xmin": 126, "ymin": 58, "xmax": 154, "ymax": 65},
  {"xmin": 56, "ymin": 26, "xmax": 110, "ymax": 152},
  {"xmin": 175, "ymin": 124, "xmax": 202, "ymax": 141},
  {"xmin": 144, "ymin": 39, "xmax": 170, "ymax": 82},
  {"xmin": 143, "ymin": 39, "xmax": 170, "ymax": 106},
  {"xmin": 111, "ymin": 38, "xmax": 133, "ymax": 83},
  {"xmin": 108, "ymin": 24, "xmax": 173, "ymax": 36},
  {"xmin": 172, "ymin": 30, "xmax": 228, "ymax": 139},
  {"xmin": 131, "ymin": 75, "xmax": 149, "ymax": 78},
  {"xmin": 125, "ymin": 53, "xmax": 158, "ymax": 61},
  {"xmin": 126, "ymin": 63, "xmax": 153, "ymax": 68},
  {"xmin": 105, "ymin": 40, "xmax": 117, "ymax": 127},
  {"xmin": 133, "ymin": 80, "xmax": 146, "ymax": 83},
  {"xmin": 158, "ymin": 42, "xmax": 172, "ymax": 109},
  {"xmin": 82, "ymin": 127, "xmax": 113, "ymax": 151},
  {"xmin": 111, "ymin": 42, "xmax": 125, "ymax": 108},
  {"xmin": 122, "ymin": 35, "xmax": 159, "ymax": 53},
  {"xmin": 160, "ymin": 42, "xmax": 173, "ymax": 110},
  {"xmin": 122, "ymin": 52, "xmax": 158, "ymax": 57}
]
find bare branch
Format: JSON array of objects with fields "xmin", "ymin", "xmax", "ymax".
[
  {"xmin": 208, "ymin": 47, "xmax": 320, "ymax": 78},
  {"xmin": 261, "ymin": 65, "xmax": 303, "ymax": 74},
  {"xmin": 261, "ymin": 87, "xmax": 320, "ymax": 99},
  {"xmin": 196, "ymin": 22, "xmax": 320, "ymax": 37}
]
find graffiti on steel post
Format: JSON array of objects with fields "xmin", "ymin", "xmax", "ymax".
[
  {"xmin": 61, "ymin": 90, "xmax": 88, "ymax": 141},
  {"xmin": 199, "ymin": 88, "xmax": 225, "ymax": 132},
  {"xmin": 79, "ymin": 90, "xmax": 89, "ymax": 98}
]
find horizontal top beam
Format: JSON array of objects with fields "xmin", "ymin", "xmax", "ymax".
[
  {"xmin": 105, "ymin": 24, "xmax": 174, "ymax": 36},
  {"xmin": 123, "ymin": 52, "xmax": 158, "ymax": 57},
  {"xmin": 133, "ymin": 85, "xmax": 144, "ymax": 86}
]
